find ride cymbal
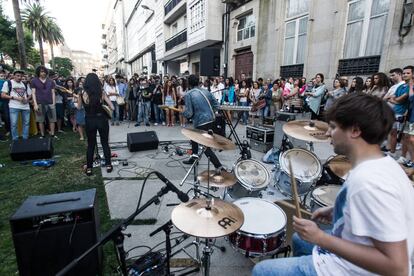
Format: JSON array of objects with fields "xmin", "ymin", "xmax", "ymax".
[
  {"xmin": 283, "ymin": 120, "xmax": 330, "ymax": 142},
  {"xmin": 181, "ymin": 128, "xmax": 236, "ymax": 150},
  {"xmin": 171, "ymin": 198, "xmax": 244, "ymax": 238},
  {"xmin": 197, "ymin": 170, "xmax": 237, "ymax": 188}
]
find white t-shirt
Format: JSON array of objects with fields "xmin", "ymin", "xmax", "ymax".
[
  {"xmin": 384, "ymin": 81, "xmax": 405, "ymax": 109},
  {"xmin": 104, "ymin": 83, "xmax": 119, "ymax": 102},
  {"xmin": 211, "ymin": 85, "xmax": 222, "ymax": 103},
  {"xmin": 313, "ymin": 156, "xmax": 414, "ymax": 275},
  {"xmin": 1, "ymin": 80, "xmax": 32, "ymax": 110}
]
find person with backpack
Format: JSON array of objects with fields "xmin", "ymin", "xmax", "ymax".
[{"xmin": 1, "ymin": 70, "xmax": 32, "ymax": 141}]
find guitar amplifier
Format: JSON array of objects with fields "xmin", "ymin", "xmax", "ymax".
[{"xmin": 246, "ymin": 125, "xmax": 274, "ymax": 143}]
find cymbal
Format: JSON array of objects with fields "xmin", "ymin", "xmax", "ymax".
[
  {"xmin": 197, "ymin": 170, "xmax": 237, "ymax": 188},
  {"xmin": 171, "ymin": 198, "xmax": 244, "ymax": 238},
  {"xmin": 181, "ymin": 128, "xmax": 236, "ymax": 150},
  {"xmin": 283, "ymin": 120, "xmax": 330, "ymax": 142}
]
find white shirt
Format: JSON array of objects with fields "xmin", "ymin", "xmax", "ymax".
[
  {"xmin": 313, "ymin": 156, "xmax": 414, "ymax": 275},
  {"xmin": 211, "ymin": 84, "xmax": 222, "ymax": 103},
  {"xmin": 2, "ymin": 80, "xmax": 32, "ymax": 110},
  {"xmin": 384, "ymin": 81, "xmax": 405, "ymax": 109},
  {"xmin": 104, "ymin": 83, "xmax": 119, "ymax": 102}
]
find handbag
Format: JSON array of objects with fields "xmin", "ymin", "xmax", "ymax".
[{"xmin": 116, "ymin": 96, "xmax": 125, "ymax": 105}]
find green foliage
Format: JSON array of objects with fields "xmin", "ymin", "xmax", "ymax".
[{"xmin": 50, "ymin": 56, "xmax": 73, "ymax": 77}]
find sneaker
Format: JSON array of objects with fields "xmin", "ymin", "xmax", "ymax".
[
  {"xmin": 154, "ymin": 123, "xmax": 158, "ymax": 126},
  {"xmin": 115, "ymin": 122, "xmax": 120, "ymax": 126},
  {"xmin": 145, "ymin": 123, "xmax": 150, "ymax": 126},
  {"xmin": 380, "ymin": 145, "xmax": 389, "ymax": 152},
  {"xmin": 386, "ymin": 151, "xmax": 397, "ymax": 159},
  {"xmin": 134, "ymin": 123, "xmax": 140, "ymax": 127},
  {"xmin": 396, "ymin": 143, "xmax": 402, "ymax": 150},
  {"xmin": 182, "ymin": 158, "xmax": 196, "ymax": 165},
  {"xmin": 111, "ymin": 122, "xmax": 115, "ymax": 126},
  {"xmin": 404, "ymin": 160, "xmax": 414, "ymax": 168},
  {"xmin": 39, "ymin": 135, "xmax": 45, "ymax": 139},
  {"xmin": 58, "ymin": 130, "xmax": 65, "ymax": 133},
  {"xmin": 162, "ymin": 122, "xmax": 166, "ymax": 126},
  {"xmin": 397, "ymin": 156, "xmax": 408, "ymax": 164}
]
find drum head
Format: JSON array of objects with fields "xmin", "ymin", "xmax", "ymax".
[
  {"xmin": 326, "ymin": 155, "xmax": 352, "ymax": 180},
  {"xmin": 279, "ymin": 149, "xmax": 322, "ymax": 182},
  {"xmin": 233, "ymin": 198, "xmax": 286, "ymax": 235},
  {"xmin": 234, "ymin": 159, "xmax": 270, "ymax": 191},
  {"xmin": 312, "ymin": 185, "xmax": 341, "ymax": 207}
]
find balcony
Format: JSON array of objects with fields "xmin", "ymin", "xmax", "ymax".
[
  {"xmin": 337, "ymin": 55, "xmax": 381, "ymax": 76},
  {"xmin": 164, "ymin": 0, "xmax": 186, "ymax": 24},
  {"xmin": 165, "ymin": 29, "xmax": 187, "ymax": 51}
]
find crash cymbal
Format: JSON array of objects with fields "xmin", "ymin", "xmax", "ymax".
[
  {"xmin": 283, "ymin": 120, "xmax": 330, "ymax": 142},
  {"xmin": 197, "ymin": 170, "xmax": 237, "ymax": 188},
  {"xmin": 171, "ymin": 198, "xmax": 244, "ymax": 238},
  {"xmin": 181, "ymin": 128, "xmax": 236, "ymax": 150}
]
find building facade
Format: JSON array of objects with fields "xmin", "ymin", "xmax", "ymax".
[{"xmin": 102, "ymin": 0, "xmax": 414, "ymax": 82}]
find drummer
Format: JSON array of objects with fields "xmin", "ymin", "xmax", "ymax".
[
  {"xmin": 253, "ymin": 93, "xmax": 414, "ymax": 275},
  {"xmin": 182, "ymin": 74, "xmax": 224, "ymax": 171}
]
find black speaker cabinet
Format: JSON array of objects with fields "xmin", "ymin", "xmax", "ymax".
[
  {"xmin": 200, "ymin": 48, "xmax": 220, "ymax": 76},
  {"xmin": 10, "ymin": 138, "xmax": 54, "ymax": 161},
  {"xmin": 10, "ymin": 189, "xmax": 101, "ymax": 276},
  {"xmin": 127, "ymin": 131, "xmax": 159, "ymax": 152}
]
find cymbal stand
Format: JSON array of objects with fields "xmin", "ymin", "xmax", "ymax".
[
  {"xmin": 220, "ymin": 110, "xmax": 251, "ymax": 160},
  {"xmin": 201, "ymin": 238, "xmax": 213, "ymax": 276}
]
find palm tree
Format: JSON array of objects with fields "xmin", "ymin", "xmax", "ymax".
[
  {"xmin": 45, "ymin": 18, "xmax": 64, "ymax": 70},
  {"xmin": 12, "ymin": 0, "xmax": 28, "ymax": 69},
  {"xmin": 21, "ymin": 3, "xmax": 49, "ymax": 65}
]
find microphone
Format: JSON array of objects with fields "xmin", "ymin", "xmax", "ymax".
[{"xmin": 154, "ymin": 171, "xmax": 189, "ymax": 202}]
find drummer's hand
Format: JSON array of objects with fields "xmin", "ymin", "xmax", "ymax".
[
  {"xmin": 311, "ymin": 206, "xmax": 333, "ymax": 224},
  {"xmin": 293, "ymin": 216, "xmax": 326, "ymax": 245}
]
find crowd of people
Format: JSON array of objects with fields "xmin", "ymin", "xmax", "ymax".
[{"xmin": 1, "ymin": 65, "xmax": 414, "ymax": 168}]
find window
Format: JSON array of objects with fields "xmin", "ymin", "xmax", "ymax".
[
  {"xmin": 190, "ymin": 0, "xmax": 205, "ymax": 33},
  {"xmin": 286, "ymin": 0, "xmax": 310, "ymax": 19},
  {"xmin": 237, "ymin": 13, "xmax": 255, "ymax": 41},
  {"xmin": 343, "ymin": 0, "xmax": 390, "ymax": 58},
  {"xmin": 283, "ymin": 0, "xmax": 309, "ymax": 65}
]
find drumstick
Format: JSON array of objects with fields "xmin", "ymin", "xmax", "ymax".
[
  {"xmin": 276, "ymin": 200, "xmax": 312, "ymax": 217},
  {"xmin": 288, "ymin": 157, "xmax": 302, "ymax": 218}
]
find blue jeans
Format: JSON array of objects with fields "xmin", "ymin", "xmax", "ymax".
[
  {"xmin": 252, "ymin": 233, "xmax": 317, "ymax": 276},
  {"xmin": 111, "ymin": 101, "xmax": 119, "ymax": 123},
  {"xmin": 153, "ymin": 103, "xmax": 164, "ymax": 124},
  {"xmin": 262, "ymin": 105, "xmax": 270, "ymax": 119},
  {"xmin": 138, "ymin": 101, "xmax": 151, "ymax": 124},
  {"xmin": 240, "ymin": 101, "xmax": 248, "ymax": 124},
  {"xmin": 10, "ymin": 108, "xmax": 30, "ymax": 140}
]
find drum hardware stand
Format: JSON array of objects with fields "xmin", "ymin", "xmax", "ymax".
[
  {"xmin": 220, "ymin": 110, "xmax": 251, "ymax": 160},
  {"xmin": 271, "ymin": 245, "xmax": 291, "ymax": 259},
  {"xmin": 56, "ymin": 185, "xmax": 173, "ymax": 276},
  {"xmin": 149, "ymin": 220, "xmax": 174, "ymax": 275}
]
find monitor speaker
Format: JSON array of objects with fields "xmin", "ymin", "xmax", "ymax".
[
  {"xmin": 127, "ymin": 131, "xmax": 159, "ymax": 152},
  {"xmin": 10, "ymin": 138, "xmax": 54, "ymax": 161}
]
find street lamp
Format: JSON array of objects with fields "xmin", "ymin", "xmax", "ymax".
[{"xmin": 141, "ymin": 4, "xmax": 154, "ymax": 23}]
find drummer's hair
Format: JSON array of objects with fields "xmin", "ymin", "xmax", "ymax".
[{"xmin": 325, "ymin": 93, "xmax": 394, "ymax": 145}]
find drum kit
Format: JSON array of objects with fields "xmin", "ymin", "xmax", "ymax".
[{"xmin": 165, "ymin": 119, "xmax": 351, "ymax": 275}]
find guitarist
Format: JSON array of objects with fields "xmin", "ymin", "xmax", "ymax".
[{"xmin": 182, "ymin": 74, "xmax": 224, "ymax": 171}]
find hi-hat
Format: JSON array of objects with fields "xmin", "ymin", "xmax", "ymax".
[
  {"xmin": 197, "ymin": 170, "xmax": 237, "ymax": 188},
  {"xmin": 181, "ymin": 128, "xmax": 236, "ymax": 150},
  {"xmin": 283, "ymin": 120, "xmax": 330, "ymax": 142},
  {"xmin": 171, "ymin": 198, "xmax": 244, "ymax": 238}
]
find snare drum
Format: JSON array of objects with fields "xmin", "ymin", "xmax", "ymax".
[
  {"xmin": 275, "ymin": 148, "xmax": 322, "ymax": 196},
  {"xmin": 233, "ymin": 159, "xmax": 270, "ymax": 192},
  {"xmin": 229, "ymin": 198, "xmax": 286, "ymax": 257},
  {"xmin": 310, "ymin": 185, "xmax": 341, "ymax": 212}
]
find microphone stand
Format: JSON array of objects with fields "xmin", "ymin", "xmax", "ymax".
[
  {"xmin": 56, "ymin": 186, "xmax": 171, "ymax": 276},
  {"xmin": 149, "ymin": 220, "xmax": 173, "ymax": 276}
]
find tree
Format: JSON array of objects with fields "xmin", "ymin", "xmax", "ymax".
[
  {"xmin": 22, "ymin": 2, "xmax": 49, "ymax": 65},
  {"xmin": 12, "ymin": 0, "xmax": 28, "ymax": 69},
  {"xmin": 45, "ymin": 18, "xmax": 64, "ymax": 70},
  {"xmin": 50, "ymin": 57, "xmax": 73, "ymax": 77}
]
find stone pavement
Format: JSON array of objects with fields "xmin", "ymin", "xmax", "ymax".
[{"xmin": 100, "ymin": 119, "xmax": 335, "ymax": 275}]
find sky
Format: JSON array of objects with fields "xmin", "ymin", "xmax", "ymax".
[{"xmin": 2, "ymin": 0, "xmax": 110, "ymax": 57}]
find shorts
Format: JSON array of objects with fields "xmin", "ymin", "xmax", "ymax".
[
  {"xmin": 76, "ymin": 108, "xmax": 86, "ymax": 126},
  {"xmin": 35, "ymin": 104, "xmax": 57, "ymax": 123},
  {"xmin": 165, "ymin": 95, "xmax": 175, "ymax": 107},
  {"xmin": 403, "ymin": 122, "xmax": 414, "ymax": 136},
  {"xmin": 393, "ymin": 114, "xmax": 405, "ymax": 131}
]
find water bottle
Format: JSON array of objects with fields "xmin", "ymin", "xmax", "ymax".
[{"xmin": 32, "ymin": 159, "xmax": 55, "ymax": 167}]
